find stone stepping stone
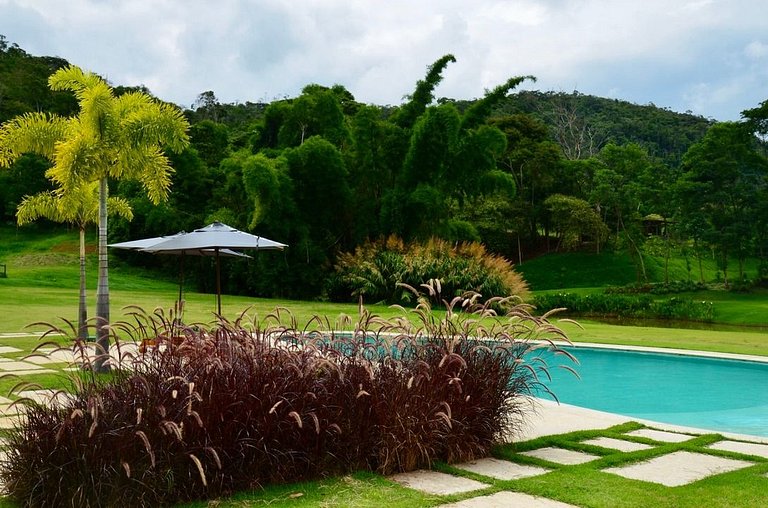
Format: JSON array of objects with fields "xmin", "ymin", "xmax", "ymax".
[
  {"xmin": 520, "ymin": 447, "xmax": 600, "ymax": 465},
  {"xmin": 604, "ymin": 451, "xmax": 753, "ymax": 487},
  {"xmin": 0, "ymin": 416, "xmax": 21, "ymax": 429},
  {"xmin": 23, "ymin": 355, "xmax": 68, "ymax": 365},
  {"xmin": 440, "ymin": 490, "xmax": 579, "ymax": 507},
  {"xmin": 388, "ymin": 470, "xmax": 490, "ymax": 495},
  {"xmin": 0, "ymin": 346, "xmax": 22, "ymax": 354},
  {"xmin": 0, "ymin": 361, "xmax": 45, "ymax": 372},
  {"xmin": 0, "ymin": 404, "xmax": 19, "ymax": 416},
  {"xmin": 1, "ymin": 369, "xmax": 56, "ymax": 376},
  {"xmin": 454, "ymin": 457, "xmax": 550, "ymax": 480},
  {"xmin": 582, "ymin": 437, "xmax": 653, "ymax": 452},
  {"xmin": 708, "ymin": 440, "xmax": 768, "ymax": 459},
  {"xmin": 625, "ymin": 429, "xmax": 696, "ymax": 443},
  {"xmin": 16, "ymin": 389, "xmax": 72, "ymax": 407}
]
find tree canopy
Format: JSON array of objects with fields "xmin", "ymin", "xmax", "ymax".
[{"xmin": 3, "ymin": 37, "xmax": 767, "ymax": 301}]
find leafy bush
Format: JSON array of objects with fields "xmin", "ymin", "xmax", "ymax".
[
  {"xmin": 533, "ymin": 291, "xmax": 713, "ymax": 322},
  {"xmin": 326, "ymin": 236, "xmax": 529, "ymax": 304},
  {"xmin": 1, "ymin": 284, "xmax": 571, "ymax": 506},
  {"xmin": 605, "ymin": 280, "xmax": 708, "ymax": 295}
]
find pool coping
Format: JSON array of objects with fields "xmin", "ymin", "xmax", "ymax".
[
  {"xmin": 556, "ymin": 340, "xmax": 768, "ymax": 364},
  {"xmin": 526, "ymin": 342, "xmax": 768, "ymax": 443},
  {"xmin": 515, "ymin": 397, "xmax": 768, "ymax": 445}
]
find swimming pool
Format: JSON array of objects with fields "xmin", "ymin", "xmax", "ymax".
[{"xmin": 538, "ymin": 346, "xmax": 768, "ymax": 437}]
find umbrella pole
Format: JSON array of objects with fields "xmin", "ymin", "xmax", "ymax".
[
  {"xmin": 178, "ymin": 252, "xmax": 185, "ymax": 319},
  {"xmin": 216, "ymin": 248, "xmax": 222, "ymax": 315}
]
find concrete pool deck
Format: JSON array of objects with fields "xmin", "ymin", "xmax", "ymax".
[{"xmin": 518, "ymin": 397, "xmax": 768, "ymax": 444}]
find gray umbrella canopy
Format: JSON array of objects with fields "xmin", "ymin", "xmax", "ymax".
[
  {"xmin": 109, "ymin": 233, "xmax": 251, "ymax": 258},
  {"xmin": 141, "ymin": 222, "xmax": 287, "ymax": 252},
  {"xmin": 109, "ymin": 230, "xmax": 256, "ymax": 313},
  {"xmin": 140, "ymin": 222, "xmax": 287, "ymax": 314}
]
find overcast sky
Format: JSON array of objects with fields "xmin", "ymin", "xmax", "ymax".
[{"xmin": 2, "ymin": 0, "xmax": 766, "ymax": 121}]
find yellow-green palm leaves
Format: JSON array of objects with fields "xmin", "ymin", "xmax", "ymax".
[
  {"xmin": 16, "ymin": 183, "xmax": 133, "ymax": 340},
  {"xmin": 0, "ymin": 64, "xmax": 190, "ymax": 365},
  {"xmin": 40, "ymin": 65, "xmax": 190, "ymax": 203},
  {"xmin": 16, "ymin": 182, "xmax": 133, "ymax": 228}
]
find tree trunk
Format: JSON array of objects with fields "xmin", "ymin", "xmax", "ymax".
[
  {"xmin": 664, "ymin": 230, "xmax": 670, "ymax": 285},
  {"xmin": 738, "ymin": 256, "xmax": 745, "ymax": 283},
  {"xmin": 620, "ymin": 216, "xmax": 647, "ymax": 283},
  {"xmin": 94, "ymin": 178, "xmax": 110, "ymax": 373},
  {"xmin": 694, "ymin": 238, "xmax": 704, "ymax": 283},
  {"xmin": 78, "ymin": 227, "xmax": 88, "ymax": 341}
]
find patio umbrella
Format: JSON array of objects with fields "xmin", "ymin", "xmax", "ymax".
[
  {"xmin": 140, "ymin": 222, "xmax": 287, "ymax": 314},
  {"xmin": 109, "ymin": 233, "xmax": 252, "ymax": 312}
]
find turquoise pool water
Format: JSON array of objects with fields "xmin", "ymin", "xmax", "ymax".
[{"xmin": 539, "ymin": 346, "xmax": 768, "ymax": 437}]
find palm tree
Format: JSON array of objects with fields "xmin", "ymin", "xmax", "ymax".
[
  {"xmin": 0, "ymin": 65, "xmax": 189, "ymax": 371},
  {"xmin": 16, "ymin": 182, "xmax": 133, "ymax": 340}
]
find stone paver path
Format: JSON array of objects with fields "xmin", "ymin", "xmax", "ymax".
[
  {"xmin": 582, "ymin": 437, "xmax": 653, "ymax": 452},
  {"xmin": 708, "ymin": 440, "xmax": 768, "ymax": 459},
  {"xmin": 625, "ymin": 428, "xmax": 696, "ymax": 443},
  {"xmin": 453, "ymin": 457, "xmax": 550, "ymax": 480},
  {"xmin": 0, "ymin": 360, "xmax": 51, "ymax": 372},
  {"xmin": 520, "ymin": 447, "xmax": 600, "ymax": 465},
  {"xmin": 388, "ymin": 470, "xmax": 489, "ymax": 495},
  {"xmin": 604, "ymin": 450, "xmax": 753, "ymax": 487},
  {"xmin": 439, "ymin": 491, "xmax": 579, "ymax": 507},
  {"xmin": 16, "ymin": 389, "xmax": 72, "ymax": 406}
]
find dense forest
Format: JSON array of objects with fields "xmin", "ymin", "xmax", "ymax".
[{"xmin": 2, "ymin": 36, "xmax": 767, "ymax": 300}]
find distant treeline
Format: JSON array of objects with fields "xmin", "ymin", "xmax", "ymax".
[{"xmin": 2, "ymin": 35, "xmax": 766, "ymax": 298}]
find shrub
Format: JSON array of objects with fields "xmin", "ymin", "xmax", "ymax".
[
  {"xmin": 605, "ymin": 280, "xmax": 708, "ymax": 295},
  {"xmin": 1, "ymin": 284, "xmax": 572, "ymax": 506},
  {"xmin": 533, "ymin": 291, "xmax": 713, "ymax": 322},
  {"xmin": 326, "ymin": 235, "xmax": 529, "ymax": 304}
]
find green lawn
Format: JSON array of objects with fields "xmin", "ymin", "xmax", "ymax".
[
  {"xmin": 2, "ymin": 226, "xmax": 768, "ymax": 507},
  {"xmin": 172, "ymin": 423, "xmax": 768, "ymax": 508}
]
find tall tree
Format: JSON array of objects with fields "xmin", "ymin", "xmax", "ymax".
[
  {"xmin": 676, "ymin": 122, "xmax": 768, "ymax": 285},
  {"xmin": 0, "ymin": 65, "xmax": 189, "ymax": 371},
  {"xmin": 591, "ymin": 143, "xmax": 655, "ymax": 282},
  {"xmin": 16, "ymin": 182, "xmax": 133, "ymax": 340},
  {"xmin": 391, "ymin": 54, "xmax": 456, "ymax": 129}
]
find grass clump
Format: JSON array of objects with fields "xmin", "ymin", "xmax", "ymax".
[
  {"xmin": 0, "ymin": 281, "xmax": 572, "ymax": 507},
  {"xmin": 326, "ymin": 236, "xmax": 530, "ymax": 304}
]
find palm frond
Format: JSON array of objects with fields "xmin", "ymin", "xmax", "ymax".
[
  {"xmin": 116, "ymin": 146, "xmax": 173, "ymax": 204},
  {"xmin": 16, "ymin": 192, "xmax": 63, "ymax": 225},
  {"xmin": 105, "ymin": 196, "xmax": 134, "ymax": 221},
  {"xmin": 48, "ymin": 65, "xmax": 105, "ymax": 99},
  {"xmin": 0, "ymin": 112, "xmax": 68, "ymax": 165}
]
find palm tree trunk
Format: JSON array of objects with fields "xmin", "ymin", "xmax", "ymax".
[
  {"xmin": 94, "ymin": 178, "xmax": 110, "ymax": 372},
  {"xmin": 78, "ymin": 226, "xmax": 88, "ymax": 341}
]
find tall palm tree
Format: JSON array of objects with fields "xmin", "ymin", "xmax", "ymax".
[
  {"xmin": 16, "ymin": 182, "xmax": 133, "ymax": 340},
  {"xmin": 0, "ymin": 65, "xmax": 189, "ymax": 371}
]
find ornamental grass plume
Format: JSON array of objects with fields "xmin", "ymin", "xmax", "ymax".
[{"xmin": 0, "ymin": 282, "xmax": 575, "ymax": 507}]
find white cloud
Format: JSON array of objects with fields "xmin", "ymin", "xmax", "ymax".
[
  {"xmin": 1, "ymin": 0, "xmax": 767, "ymax": 119},
  {"xmin": 745, "ymin": 40, "xmax": 768, "ymax": 59}
]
